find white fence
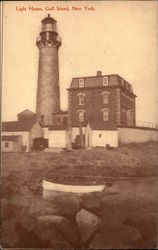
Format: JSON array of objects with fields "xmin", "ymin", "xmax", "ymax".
[{"xmin": 136, "ymin": 120, "xmax": 158, "ymax": 129}]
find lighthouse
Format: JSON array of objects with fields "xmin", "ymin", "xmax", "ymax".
[{"xmin": 36, "ymin": 14, "xmax": 61, "ymax": 126}]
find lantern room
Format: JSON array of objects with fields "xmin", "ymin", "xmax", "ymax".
[
  {"xmin": 41, "ymin": 14, "xmax": 57, "ymax": 32},
  {"xmin": 38, "ymin": 14, "xmax": 59, "ymax": 43}
]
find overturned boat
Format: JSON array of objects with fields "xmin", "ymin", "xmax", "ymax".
[{"xmin": 43, "ymin": 180, "xmax": 105, "ymax": 193}]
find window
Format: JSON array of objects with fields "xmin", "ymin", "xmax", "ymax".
[
  {"xmin": 57, "ymin": 117, "xmax": 61, "ymax": 123},
  {"xmin": 99, "ymin": 134, "xmax": 102, "ymax": 138},
  {"xmin": 121, "ymin": 109, "xmax": 126, "ymax": 125},
  {"xmin": 63, "ymin": 116, "xmax": 68, "ymax": 125},
  {"xmin": 127, "ymin": 110, "xmax": 133, "ymax": 126},
  {"xmin": 5, "ymin": 142, "xmax": 9, "ymax": 148},
  {"xmin": 127, "ymin": 96, "xmax": 130, "ymax": 106},
  {"xmin": 103, "ymin": 76, "xmax": 108, "ymax": 86},
  {"xmin": 101, "ymin": 91, "xmax": 110, "ymax": 104},
  {"xmin": 79, "ymin": 111, "xmax": 84, "ymax": 122},
  {"xmin": 121, "ymin": 78, "xmax": 124, "ymax": 86},
  {"xmin": 101, "ymin": 108, "xmax": 109, "ymax": 121},
  {"xmin": 77, "ymin": 93, "xmax": 86, "ymax": 105},
  {"xmin": 79, "ymin": 78, "xmax": 84, "ymax": 88},
  {"xmin": 77, "ymin": 110, "xmax": 85, "ymax": 122},
  {"xmin": 129, "ymin": 85, "xmax": 133, "ymax": 92},
  {"xmin": 41, "ymin": 114, "xmax": 44, "ymax": 125},
  {"xmin": 79, "ymin": 95, "xmax": 84, "ymax": 105}
]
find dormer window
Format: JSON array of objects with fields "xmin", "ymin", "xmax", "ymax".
[
  {"xmin": 79, "ymin": 78, "xmax": 84, "ymax": 88},
  {"xmin": 77, "ymin": 93, "xmax": 86, "ymax": 105},
  {"xmin": 126, "ymin": 83, "xmax": 129, "ymax": 89},
  {"xmin": 103, "ymin": 76, "xmax": 108, "ymax": 86},
  {"xmin": 129, "ymin": 85, "xmax": 133, "ymax": 92}
]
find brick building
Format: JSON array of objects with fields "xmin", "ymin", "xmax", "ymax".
[{"xmin": 68, "ymin": 71, "xmax": 136, "ymax": 130}]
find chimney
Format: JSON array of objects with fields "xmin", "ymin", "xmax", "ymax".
[{"xmin": 96, "ymin": 70, "xmax": 102, "ymax": 76}]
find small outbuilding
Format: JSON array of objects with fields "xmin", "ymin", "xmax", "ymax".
[
  {"xmin": 2, "ymin": 135, "xmax": 22, "ymax": 152},
  {"xmin": 2, "ymin": 110, "xmax": 44, "ymax": 152}
]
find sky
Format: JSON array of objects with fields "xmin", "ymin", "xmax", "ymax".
[{"xmin": 2, "ymin": 1, "xmax": 158, "ymax": 125}]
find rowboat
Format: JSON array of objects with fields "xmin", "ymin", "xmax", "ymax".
[{"xmin": 43, "ymin": 180, "xmax": 105, "ymax": 193}]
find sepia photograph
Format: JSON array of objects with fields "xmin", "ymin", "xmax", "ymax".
[{"xmin": 1, "ymin": 1, "xmax": 158, "ymax": 249}]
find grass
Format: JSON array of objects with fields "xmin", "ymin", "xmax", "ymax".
[{"xmin": 1, "ymin": 142, "xmax": 158, "ymax": 195}]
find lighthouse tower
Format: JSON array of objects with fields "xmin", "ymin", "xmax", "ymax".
[{"xmin": 36, "ymin": 14, "xmax": 61, "ymax": 126}]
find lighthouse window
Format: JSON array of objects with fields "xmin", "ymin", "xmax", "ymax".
[
  {"xmin": 103, "ymin": 77, "xmax": 108, "ymax": 86},
  {"xmin": 79, "ymin": 79, "xmax": 84, "ymax": 88},
  {"xmin": 41, "ymin": 115, "xmax": 44, "ymax": 125}
]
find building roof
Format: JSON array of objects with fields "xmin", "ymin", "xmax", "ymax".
[
  {"xmin": 41, "ymin": 14, "xmax": 57, "ymax": 24},
  {"xmin": 88, "ymin": 122, "xmax": 117, "ymax": 131},
  {"xmin": 48, "ymin": 124, "xmax": 67, "ymax": 130},
  {"xmin": 68, "ymin": 72, "xmax": 136, "ymax": 97},
  {"xmin": 17, "ymin": 109, "xmax": 36, "ymax": 117},
  {"xmin": 2, "ymin": 135, "xmax": 21, "ymax": 141},
  {"xmin": 2, "ymin": 120, "xmax": 35, "ymax": 132},
  {"xmin": 71, "ymin": 121, "xmax": 117, "ymax": 130},
  {"xmin": 53, "ymin": 110, "xmax": 68, "ymax": 114}
]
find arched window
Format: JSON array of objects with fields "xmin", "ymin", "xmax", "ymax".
[
  {"xmin": 101, "ymin": 91, "xmax": 110, "ymax": 104},
  {"xmin": 77, "ymin": 109, "xmax": 85, "ymax": 122},
  {"xmin": 101, "ymin": 108, "xmax": 109, "ymax": 121},
  {"xmin": 77, "ymin": 93, "xmax": 86, "ymax": 105}
]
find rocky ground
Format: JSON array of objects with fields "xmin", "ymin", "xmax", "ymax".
[{"xmin": 1, "ymin": 142, "xmax": 158, "ymax": 249}]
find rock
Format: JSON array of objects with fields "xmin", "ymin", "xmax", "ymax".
[
  {"xmin": 125, "ymin": 208, "xmax": 157, "ymax": 228},
  {"xmin": 35, "ymin": 221, "xmax": 71, "ymax": 248},
  {"xmin": 38, "ymin": 215, "xmax": 79, "ymax": 245},
  {"xmin": 76, "ymin": 208, "xmax": 101, "ymax": 244},
  {"xmin": 100, "ymin": 193, "xmax": 139, "ymax": 223},
  {"xmin": 1, "ymin": 218, "xmax": 20, "ymax": 247},
  {"xmin": 82, "ymin": 192, "xmax": 102, "ymax": 210},
  {"xmin": 9, "ymin": 194, "xmax": 32, "ymax": 208},
  {"xmin": 89, "ymin": 224, "xmax": 141, "ymax": 249},
  {"xmin": 43, "ymin": 191, "xmax": 82, "ymax": 216},
  {"xmin": 123, "ymin": 208, "xmax": 157, "ymax": 248},
  {"xmin": 29, "ymin": 198, "xmax": 60, "ymax": 216}
]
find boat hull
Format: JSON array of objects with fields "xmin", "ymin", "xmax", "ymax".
[{"xmin": 43, "ymin": 180, "xmax": 105, "ymax": 193}]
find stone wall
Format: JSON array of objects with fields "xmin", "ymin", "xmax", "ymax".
[{"xmin": 118, "ymin": 127, "xmax": 158, "ymax": 144}]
